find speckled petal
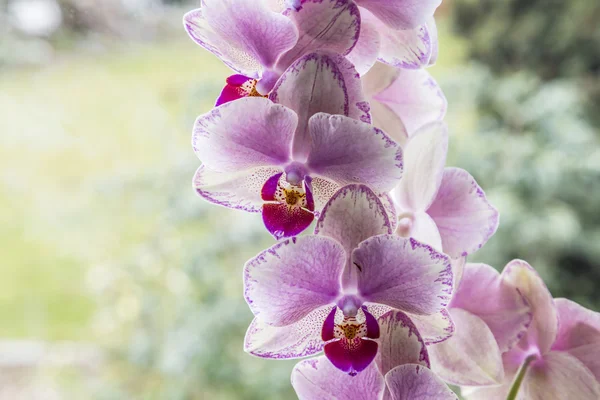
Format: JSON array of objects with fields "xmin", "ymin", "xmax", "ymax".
[
  {"xmin": 262, "ymin": 203, "xmax": 314, "ymax": 239},
  {"xmin": 353, "ymin": 235, "xmax": 452, "ymax": 315},
  {"xmin": 244, "ymin": 236, "xmax": 345, "ymax": 326}
]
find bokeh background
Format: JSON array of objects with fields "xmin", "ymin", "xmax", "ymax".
[{"xmin": 1, "ymin": 0, "xmax": 598, "ymax": 398}]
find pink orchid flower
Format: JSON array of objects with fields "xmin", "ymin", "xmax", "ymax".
[
  {"xmin": 462, "ymin": 260, "xmax": 600, "ymax": 400},
  {"xmin": 292, "ymin": 310, "xmax": 457, "ymax": 400},
  {"xmin": 184, "ymin": 0, "xmax": 361, "ymax": 100},
  {"xmin": 362, "ymin": 62, "xmax": 447, "ymax": 145},
  {"xmin": 243, "ymin": 184, "xmax": 453, "ymax": 375},
  {"xmin": 390, "ymin": 121, "xmax": 499, "ymax": 260},
  {"xmin": 428, "ymin": 261, "xmax": 532, "ymax": 387}
]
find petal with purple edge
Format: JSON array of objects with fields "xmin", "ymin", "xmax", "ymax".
[
  {"xmin": 393, "ymin": 122, "xmax": 447, "ymax": 213},
  {"xmin": 369, "ymin": 99, "xmax": 409, "ymax": 146},
  {"xmin": 192, "ymin": 98, "xmax": 296, "ymax": 172},
  {"xmin": 372, "ymin": 69, "xmax": 447, "ymax": 137},
  {"xmin": 353, "ymin": 235, "xmax": 452, "ymax": 315},
  {"xmin": 501, "ymin": 260, "xmax": 557, "ymax": 355},
  {"xmin": 552, "ymin": 298, "xmax": 600, "ymax": 380},
  {"xmin": 277, "ymin": 0, "xmax": 360, "ymax": 71},
  {"xmin": 385, "ymin": 364, "xmax": 458, "ymax": 400},
  {"xmin": 324, "ymin": 338, "xmax": 378, "ymax": 375},
  {"xmin": 426, "ymin": 17, "xmax": 439, "ymax": 66},
  {"xmin": 450, "ymin": 263, "xmax": 532, "ymax": 353},
  {"xmin": 262, "ymin": 203, "xmax": 314, "ymax": 239},
  {"xmin": 405, "ymin": 211, "xmax": 443, "ymax": 253},
  {"xmin": 355, "ymin": 0, "xmax": 442, "ymax": 30},
  {"xmin": 376, "ymin": 21, "xmax": 432, "ymax": 69},
  {"xmin": 427, "ymin": 167, "xmax": 499, "ymax": 258},
  {"xmin": 292, "ymin": 356, "xmax": 385, "ymax": 400},
  {"xmin": 306, "ymin": 113, "xmax": 403, "ymax": 192},
  {"xmin": 193, "ymin": 165, "xmax": 283, "ymax": 212},
  {"xmin": 521, "ymin": 351, "xmax": 600, "ymax": 400},
  {"xmin": 244, "ymin": 306, "xmax": 332, "ymax": 359},
  {"xmin": 183, "ymin": 2, "xmax": 298, "ymax": 76},
  {"xmin": 429, "ymin": 308, "xmax": 504, "ymax": 386},
  {"xmin": 377, "ymin": 310, "xmax": 429, "ymax": 377},
  {"xmin": 406, "ymin": 309, "xmax": 454, "ymax": 345},
  {"xmin": 346, "ymin": 13, "xmax": 381, "ymax": 75},
  {"xmin": 270, "ymin": 52, "xmax": 369, "ymax": 160},
  {"xmin": 244, "ymin": 236, "xmax": 345, "ymax": 326}
]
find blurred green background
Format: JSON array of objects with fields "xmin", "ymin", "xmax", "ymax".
[{"xmin": 0, "ymin": 0, "xmax": 598, "ymax": 398}]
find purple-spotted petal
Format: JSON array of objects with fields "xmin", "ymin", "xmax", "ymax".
[
  {"xmin": 315, "ymin": 184, "xmax": 392, "ymax": 287},
  {"xmin": 244, "ymin": 306, "xmax": 333, "ymax": 359},
  {"xmin": 376, "ymin": 20, "xmax": 432, "ymax": 69},
  {"xmin": 193, "ymin": 165, "xmax": 282, "ymax": 212},
  {"xmin": 377, "ymin": 310, "xmax": 429, "ymax": 377},
  {"xmin": 215, "ymin": 74, "xmax": 264, "ymax": 106},
  {"xmin": 307, "ymin": 175, "xmax": 341, "ymax": 213},
  {"xmin": 292, "ymin": 356, "xmax": 385, "ymax": 400},
  {"xmin": 393, "ymin": 122, "xmax": 447, "ymax": 213},
  {"xmin": 324, "ymin": 338, "xmax": 379, "ymax": 375},
  {"xmin": 385, "ymin": 364, "xmax": 458, "ymax": 400},
  {"xmin": 429, "ymin": 308, "xmax": 504, "ymax": 386},
  {"xmin": 502, "ymin": 260, "xmax": 558, "ymax": 356},
  {"xmin": 450, "ymin": 263, "xmax": 532, "ymax": 353},
  {"xmin": 372, "ymin": 69, "xmax": 447, "ymax": 137},
  {"xmin": 192, "ymin": 98, "xmax": 296, "ymax": 172},
  {"xmin": 407, "ymin": 310, "xmax": 454, "ymax": 345},
  {"xmin": 306, "ymin": 114, "xmax": 403, "ymax": 192},
  {"xmin": 271, "ymin": 52, "xmax": 370, "ymax": 160},
  {"xmin": 183, "ymin": 2, "xmax": 298, "ymax": 77},
  {"xmin": 356, "ymin": 0, "xmax": 442, "ymax": 30},
  {"xmin": 277, "ymin": 0, "xmax": 360, "ymax": 71},
  {"xmin": 427, "ymin": 167, "xmax": 499, "ymax": 258},
  {"xmin": 552, "ymin": 298, "xmax": 600, "ymax": 380},
  {"xmin": 262, "ymin": 203, "xmax": 314, "ymax": 239},
  {"xmin": 521, "ymin": 351, "xmax": 600, "ymax": 400},
  {"xmin": 353, "ymin": 235, "xmax": 452, "ymax": 315},
  {"xmin": 244, "ymin": 236, "xmax": 345, "ymax": 326}
]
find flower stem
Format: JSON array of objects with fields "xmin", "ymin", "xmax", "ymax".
[{"xmin": 506, "ymin": 356, "xmax": 536, "ymax": 400}]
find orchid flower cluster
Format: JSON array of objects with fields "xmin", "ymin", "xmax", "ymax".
[{"xmin": 182, "ymin": 1, "xmax": 600, "ymax": 399}]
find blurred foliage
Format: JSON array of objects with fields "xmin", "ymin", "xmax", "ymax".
[{"xmin": 448, "ymin": 0, "xmax": 600, "ymax": 309}]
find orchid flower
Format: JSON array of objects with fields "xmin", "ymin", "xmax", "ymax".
[
  {"xmin": 461, "ymin": 261, "xmax": 600, "ymax": 400},
  {"xmin": 427, "ymin": 261, "xmax": 532, "ymax": 387},
  {"xmin": 243, "ymin": 184, "xmax": 453, "ymax": 375},
  {"xmin": 391, "ymin": 121, "xmax": 499, "ymax": 259},
  {"xmin": 362, "ymin": 62, "xmax": 447, "ymax": 146},
  {"xmin": 292, "ymin": 310, "xmax": 457, "ymax": 400},
  {"xmin": 184, "ymin": 0, "xmax": 361, "ymax": 102}
]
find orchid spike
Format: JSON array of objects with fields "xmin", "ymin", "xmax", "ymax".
[
  {"xmin": 391, "ymin": 121, "xmax": 499, "ymax": 259},
  {"xmin": 243, "ymin": 184, "xmax": 453, "ymax": 374},
  {"xmin": 461, "ymin": 260, "xmax": 600, "ymax": 400}
]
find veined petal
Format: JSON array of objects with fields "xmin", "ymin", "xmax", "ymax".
[
  {"xmin": 192, "ymin": 98, "xmax": 296, "ymax": 172},
  {"xmin": 183, "ymin": 2, "xmax": 298, "ymax": 77},
  {"xmin": 244, "ymin": 236, "xmax": 345, "ymax": 326},
  {"xmin": 407, "ymin": 309, "xmax": 454, "ymax": 345},
  {"xmin": 427, "ymin": 167, "xmax": 499, "ymax": 258},
  {"xmin": 372, "ymin": 69, "xmax": 447, "ymax": 137},
  {"xmin": 193, "ymin": 165, "xmax": 282, "ymax": 212},
  {"xmin": 502, "ymin": 260, "xmax": 558, "ymax": 356},
  {"xmin": 450, "ymin": 263, "xmax": 532, "ymax": 353},
  {"xmin": 292, "ymin": 356, "xmax": 385, "ymax": 400},
  {"xmin": 377, "ymin": 21, "xmax": 432, "ymax": 69},
  {"xmin": 346, "ymin": 13, "xmax": 381, "ymax": 75},
  {"xmin": 353, "ymin": 235, "xmax": 452, "ymax": 315},
  {"xmin": 377, "ymin": 310, "xmax": 429, "ymax": 377},
  {"xmin": 306, "ymin": 113, "xmax": 403, "ymax": 192},
  {"xmin": 552, "ymin": 298, "xmax": 600, "ymax": 380},
  {"xmin": 355, "ymin": 0, "xmax": 442, "ymax": 30},
  {"xmin": 429, "ymin": 308, "xmax": 504, "ymax": 386},
  {"xmin": 521, "ymin": 351, "xmax": 600, "ymax": 400},
  {"xmin": 315, "ymin": 184, "xmax": 392, "ymax": 288},
  {"xmin": 262, "ymin": 203, "xmax": 314, "ymax": 239},
  {"xmin": 244, "ymin": 306, "xmax": 333, "ymax": 359},
  {"xmin": 393, "ymin": 122, "xmax": 448, "ymax": 212},
  {"xmin": 271, "ymin": 53, "xmax": 370, "ymax": 160},
  {"xmin": 385, "ymin": 364, "xmax": 458, "ymax": 400},
  {"xmin": 277, "ymin": 0, "xmax": 360, "ymax": 71}
]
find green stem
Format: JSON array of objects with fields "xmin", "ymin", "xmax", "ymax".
[{"xmin": 506, "ymin": 356, "xmax": 536, "ymax": 400}]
